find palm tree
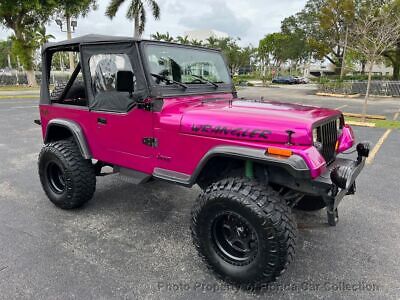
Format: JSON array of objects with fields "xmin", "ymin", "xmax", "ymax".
[
  {"xmin": 190, "ymin": 39, "xmax": 203, "ymax": 46},
  {"xmin": 176, "ymin": 35, "xmax": 190, "ymax": 45},
  {"xmin": 34, "ymin": 26, "xmax": 55, "ymax": 50},
  {"xmin": 162, "ymin": 32, "xmax": 174, "ymax": 42},
  {"xmin": 106, "ymin": 0, "xmax": 160, "ymax": 38},
  {"xmin": 151, "ymin": 32, "xmax": 164, "ymax": 41},
  {"xmin": 205, "ymin": 36, "xmax": 219, "ymax": 48},
  {"xmin": 151, "ymin": 32, "xmax": 173, "ymax": 42}
]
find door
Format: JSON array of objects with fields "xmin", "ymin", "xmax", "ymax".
[{"xmin": 81, "ymin": 43, "xmax": 155, "ymax": 174}]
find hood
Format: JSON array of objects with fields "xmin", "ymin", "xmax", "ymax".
[{"xmin": 180, "ymin": 99, "xmax": 341, "ymax": 145}]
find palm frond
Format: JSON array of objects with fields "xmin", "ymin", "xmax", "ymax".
[
  {"xmin": 138, "ymin": 5, "xmax": 146, "ymax": 35},
  {"xmin": 105, "ymin": 0, "xmax": 126, "ymax": 19},
  {"xmin": 126, "ymin": 0, "xmax": 141, "ymax": 20},
  {"xmin": 146, "ymin": 0, "xmax": 160, "ymax": 19}
]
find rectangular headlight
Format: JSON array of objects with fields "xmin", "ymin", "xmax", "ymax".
[{"xmin": 313, "ymin": 128, "xmax": 318, "ymax": 143}]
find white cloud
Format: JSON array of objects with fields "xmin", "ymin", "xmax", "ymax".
[
  {"xmin": 0, "ymin": 0, "xmax": 307, "ymax": 46},
  {"xmin": 179, "ymin": 0, "xmax": 251, "ymax": 38}
]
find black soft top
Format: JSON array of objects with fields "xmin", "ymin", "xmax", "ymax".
[
  {"xmin": 42, "ymin": 34, "xmax": 138, "ymax": 52},
  {"xmin": 40, "ymin": 34, "xmax": 235, "ymax": 105},
  {"xmin": 42, "ymin": 34, "xmax": 217, "ymax": 52}
]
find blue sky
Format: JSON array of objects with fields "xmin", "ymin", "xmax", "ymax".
[{"xmin": 0, "ymin": 0, "xmax": 307, "ymax": 46}]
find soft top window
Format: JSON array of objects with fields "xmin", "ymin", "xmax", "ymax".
[
  {"xmin": 89, "ymin": 54, "xmax": 136, "ymax": 94},
  {"xmin": 144, "ymin": 44, "xmax": 231, "ymax": 86},
  {"xmin": 88, "ymin": 53, "xmax": 136, "ymax": 112},
  {"xmin": 48, "ymin": 50, "xmax": 87, "ymax": 107}
]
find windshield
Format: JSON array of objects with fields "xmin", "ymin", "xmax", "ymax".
[{"xmin": 144, "ymin": 44, "xmax": 231, "ymax": 86}]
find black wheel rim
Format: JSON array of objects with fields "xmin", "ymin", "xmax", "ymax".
[
  {"xmin": 46, "ymin": 162, "xmax": 66, "ymax": 194},
  {"xmin": 212, "ymin": 211, "xmax": 258, "ymax": 265}
]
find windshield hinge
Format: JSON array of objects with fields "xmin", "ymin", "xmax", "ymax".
[{"xmin": 143, "ymin": 137, "xmax": 158, "ymax": 147}]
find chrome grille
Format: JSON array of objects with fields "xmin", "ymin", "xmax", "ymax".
[{"xmin": 316, "ymin": 119, "xmax": 338, "ymax": 165}]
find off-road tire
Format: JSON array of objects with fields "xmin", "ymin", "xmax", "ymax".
[
  {"xmin": 294, "ymin": 195, "xmax": 326, "ymax": 211},
  {"xmin": 38, "ymin": 139, "xmax": 96, "ymax": 209},
  {"xmin": 191, "ymin": 177, "xmax": 297, "ymax": 287}
]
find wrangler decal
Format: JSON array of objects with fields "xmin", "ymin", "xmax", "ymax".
[{"xmin": 192, "ymin": 124, "xmax": 271, "ymax": 139}]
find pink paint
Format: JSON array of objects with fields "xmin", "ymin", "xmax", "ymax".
[
  {"xmin": 40, "ymin": 93, "xmax": 354, "ymax": 180},
  {"xmin": 337, "ymin": 125, "xmax": 354, "ymax": 153}
]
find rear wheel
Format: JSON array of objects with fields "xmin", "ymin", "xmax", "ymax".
[
  {"xmin": 191, "ymin": 177, "xmax": 297, "ymax": 287},
  {"xmin": 38, "ymin": 139, "xmax": 96, "ymax": 209}
]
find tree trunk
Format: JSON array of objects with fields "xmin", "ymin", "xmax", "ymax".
[
  {"xmin": 66, "ymin": 15, "xmax": 75, "ymax": 72},
  {"xmin": 26, "ymin": 69, "xmax": 37, "ymax": 87},
  {"xmin": 361, "ymin": 61, "xmax": 366, "ymax": 75},
  {"xmin": 362, "ymin": 62, "xmax": 374, "ymax": 122},
  {"xmin": 340, "ymin": 26, "xmax": 349, "ymax": 79},
  {"xmin": 392, "ymin": 45, "xmax": 400, "ymax": 80},
  {"xmin": 391, "ymin": 43, "xmax": 400, "ymax": 80},
  {"xmin": 134, "ymin": 17, "xmax": 140, "ymax": 38},
  {"xmin": 335, "ymin": 55, "xmax": 344, "ymax": 75},
  {"xmin": 7, "ymin": 54, "xmax": 12, "ymax": 69},
  {"xmin": 393, "ymin": 62, "xmax": 400, "ymax": 80}
]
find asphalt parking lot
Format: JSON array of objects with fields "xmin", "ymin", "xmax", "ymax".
[{"xmin": 0, "ymin": 86, "xmax": 399, "ymax": 299}]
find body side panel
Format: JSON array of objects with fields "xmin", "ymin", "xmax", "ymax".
[
  {"xmin": 40, "ymin": 104, "xmax": 156, "ymax": 174},
  {"xmin": 152, "ymin": 94, "xmax": 330, "ymax": 179}
]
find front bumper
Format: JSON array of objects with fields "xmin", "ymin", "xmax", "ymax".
[
  {"xmin": 312, "ymin": 142, "xmax": 369, "ymax": 225},
  {"xmin": 314, "ymin": 157, "xmax": 365, "ymax": 201}
]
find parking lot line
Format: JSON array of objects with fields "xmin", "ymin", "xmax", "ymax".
[
  {"xmin": 0, "ymin": 105, "xmax": 37, "ymax": 111},
  {"xmin": 367, "ymin": 129, "xmax": 392, "ymax": 164},
  {"xmin": 335, "ymin": 104, "xmax": 348, "ymax": 110},
  {"xmin": 367, "ymin": 111, "xmax": 399, "ymax": 165}
]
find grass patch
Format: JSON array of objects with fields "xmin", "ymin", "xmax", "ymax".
[
  {"xmin": 0, "ymin": 86, "xmax": 39, "ymax": 91},
  {"xmin": 0, "ymin": 95, "xmax": 39, "ymax": 99},
  {"xmin": 345, "ymin": 116, "xmax": 400, "ymax": 129}
]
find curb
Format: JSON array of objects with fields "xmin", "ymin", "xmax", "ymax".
[
  {"xmin": 346, "ymin": 120, "xmax": 376, "ymax": 127},
  {"xmin": 316, "ymin": 92, "xmax": 360, "ymax": 98}
]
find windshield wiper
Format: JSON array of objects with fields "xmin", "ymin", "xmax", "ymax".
[
  {"xmin": 190, "ymin": 74, "xmax": 219, "ymax": 88},
  {"xmin": 150, "ymin": 73, "xmax": 188, "ymax": 90}
]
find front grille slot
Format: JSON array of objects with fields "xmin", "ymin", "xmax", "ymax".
[{"xmin": 316, "ymin": 119, "xmax": 338, "ymax": 165}]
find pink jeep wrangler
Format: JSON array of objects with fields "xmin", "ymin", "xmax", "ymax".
[{"xmin": 37, "ymin": 35, "xmax": 369, "ymax": 287}]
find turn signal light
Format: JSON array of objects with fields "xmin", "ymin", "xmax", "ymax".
[{"xmin": 266, "ymin": 147, "xmax": 292, "ymax": 157}]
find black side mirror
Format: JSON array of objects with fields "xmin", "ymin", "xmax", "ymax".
[{"xmin": 116, "ymin": 70, "xmax": 134, "ymax": 94}]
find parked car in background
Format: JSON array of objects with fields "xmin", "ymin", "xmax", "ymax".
[
  {"xmin": 294, "ymin": 76, "xmax": 309, "ymax": 84},
  {"xmin": 272, "ymin": 75, "xmax": 297, "ymax": 84}
]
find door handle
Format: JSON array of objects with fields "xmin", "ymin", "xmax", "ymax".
[{"xmin": 97, "ymin": 117, "xmax": 107, "ymax": 124}]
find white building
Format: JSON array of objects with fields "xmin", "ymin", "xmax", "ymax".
[
  {"xmin": 184, "ymin": 29, "xmax": 229, "ymax": 42},
  {"xmin": 353, "ymin": 63, "xmax": 393, "ymax": 76},
  {"xmin": 307, "ymin": 62, "xmax": 336, "ymax": 76},
  {"xmin": 304, "ymin": 61, "xmax": 393, "ymax": 77}
]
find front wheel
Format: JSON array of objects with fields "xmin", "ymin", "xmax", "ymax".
[
  {"xmin": 191, "ymin": 177, "xmax": 297, "ymax": 287},
  {"xmin": 38, "ymin": 139, "xmax": 96, "ymax": 209}
]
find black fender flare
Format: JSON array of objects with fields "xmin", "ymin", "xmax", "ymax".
[
  {"xmin": 153, "ymin": 146, "xmax": 311, "ymax": 186},
  {"xmin": 44, "ymin": 119, "xmax": 91, "ymax": 159},
  {"xmin": 190, "ymin": 146, "xmax": 311, "ymax": 184}
]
